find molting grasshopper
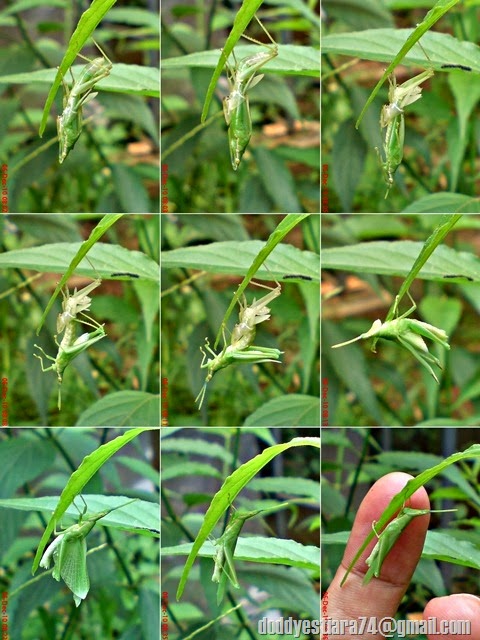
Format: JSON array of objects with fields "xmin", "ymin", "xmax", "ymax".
[
  {"xmin": 222, "ymin": 15, "xmax": 278, "ymax": 170},
  {"xmin": 195, "ymin": 278, "xmax": 282, "ymax": 409},
  {"xmin": 34, "ymin": 272, "xmax": 106, "ymax": 410},
  {"xmin": 57, "ymin": 41, "xmax": 112, "ymax": 163},
  {"xmin": 376, "ymin": 69, "xmax": 434, "ymax": 197},
  {"xmin": 331, "ymin": 292, "xmax": 450, "ymax": 383},
  {"xmin": 56, "ymin": 277, "xmax": 102, "ymax": 334}
]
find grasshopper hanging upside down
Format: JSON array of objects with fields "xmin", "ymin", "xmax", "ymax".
[
  {"xmin": 56, "ymin": 277, "xmax": 102, "ymax": 334},
  {"xmin": 34, "ymin": 273, "xmax": 106, "ymax": 410},
  {"xmin": 376, "ymin": 69, "xmax": 434, "ymax": 198},
  {"xmin": 57, "ymin": 41, "xmax": 113, "ymax": 163},
  {"xmin": 222, "ymin": 15, "xmax": 278, "ymax": 170},
  {"xmin": 195, "ymin": 278, "xmax": 283, "ymax": 409}
]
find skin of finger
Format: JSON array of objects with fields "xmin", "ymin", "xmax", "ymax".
[
  {"xmin": 324, "ymin": 472, "xmax": 430, "ymax": 636},
  {"xmin": 424, "ymin": 594, "xmax": 480, "ymax": 639}
]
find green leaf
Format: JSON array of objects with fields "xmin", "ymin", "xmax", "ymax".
[
  {"xmin": 401, "ymin": 194, "xmax": 478, "ymax": 213},
  {"xmin": 0, "ymin": 495, "xmax": 159, "ymax": 533},
  {"xmin": 243, "ymin": 395, "xmax": 320, "ymax": 426},
  {"xmin": 166, "ymin": 536, "xmax": 319, "ymax": 570},
  {"xmin": 0, "ymin": 241, "xmax": 158, "ymax": 282},
  {"xmin": 163, "ymin": 44, "xmax": 319, "ymax": 76},
  {"xmin": 76, "ymin": 391, "xmax": 160, "ymax": 427},
  {"xmin": 323, "ymin": 28, "xmax": 480, "ymax": 73},
  {"xmin": 161, "ymin": 240, "xmax": 318, "ymax": 281},
  {"xmin": 322, "ymin": 239, "xmax": 480, "ymax": 283},
  {"xmin": 2, "ymin": 64, "xmax": 158, "ymax": 96}
]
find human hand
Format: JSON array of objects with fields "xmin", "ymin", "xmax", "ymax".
[{"xmin": 323, "ymin": 472, "xmax": 480, "ymax": 639}]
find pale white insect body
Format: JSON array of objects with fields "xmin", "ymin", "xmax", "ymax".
[
  {"xmin": 34, "ymin": 269, "xmax": 106, "ymax": 410},
  {"xmin": 196, "ymin": 278, "xmax": 283, "ymax": 408},
  {"xmin": 57, "ymin": 41, "xmax": 113, "ymax": 163},
  {"xmin": 222, "ymin": 15, "xmax": 278, "ymax": 170}
]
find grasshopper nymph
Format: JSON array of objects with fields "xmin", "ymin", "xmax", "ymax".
[
  {"xmin": 332, "ymin": 292, "xmax": 450, "ymax": 383},
  {"xmin": 57, "ymin": 41, "xmax": 112, "ymax": 163},
  {"xmin": 34, "ymin": 270, "xmax": 106, "ymax": 409},
  {"xmin": 376, "ymin": 69, "xmax": 434, "ymax": 197},
  {"xmin": 222, "ymin": 15, "xmax": 278, "ymax": 170},
  {"xmin": 195, "ymin": 278, "xmax": 282, "ymax": 409}
]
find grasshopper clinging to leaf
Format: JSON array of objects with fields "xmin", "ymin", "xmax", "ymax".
[
  {"xmin": 39, "ymin": 496, "xmax": 137, "ymax": 606},
  {"xmin": 340, "ymin": 501, "xmax": 457, "ymax": 587},
  {"xmin": 195, "ymin": 278, "xmax": 283, "ymax": 409},
  {"xmin": 222, "ymin": 15, "xmax": 278, "ymax": 170},
  {"xmin": 376, "ymin": 68, "xmax": 434, "ymax": 198},
  {"xmin": 332, "ymin": 292, "xmax": 450, "ymax": 383},
  {"xmin": 57, "ymin": 41, "xmax": 112, "ymax": 163},
  {"xmin": 363, "ymin": 505, "xmax": 457, "ymax": 585},
  {"xmin": 34, "ymin": 270, "xmax": 106, "ymax": 410},
  {"xmin": 211, "ymin": 502, "xmax": 289, "ymax": 604}
]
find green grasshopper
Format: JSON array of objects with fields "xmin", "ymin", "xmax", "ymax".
[
  {"xmin": 363, "ymin": 505, "xmax": 457, "ymax": 585},
  {"xmin": 223, "ymin": 15, "xmax": 278, "ymax": 170},
  {"xmin": 377, "ymin": 111, "xmax": 405, "ymax": 199},
  {"xmin": 34, "ymin": 275, "xmax": 106, "ymax": 410},
  {"xmin": 58, "ymin": 41, "xmax": 112, "ymax": 163},
  {"xmin": 39, "ymin": 496, "xmax": 137, "ymax": 606},
  {"xmin": 195, "ymin": 279, "xmax": 282, "ymax": 409},
  {"xmin": 331, "ymin": 292, "xmax": 450, "ymax": 383},
  {"xmin": 212, "ymin": 504, "xmax": 287, "ymax": 604},
  {"xmin": 376, "ymin": 69, "xmax": 433, "ymax": 197}
]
